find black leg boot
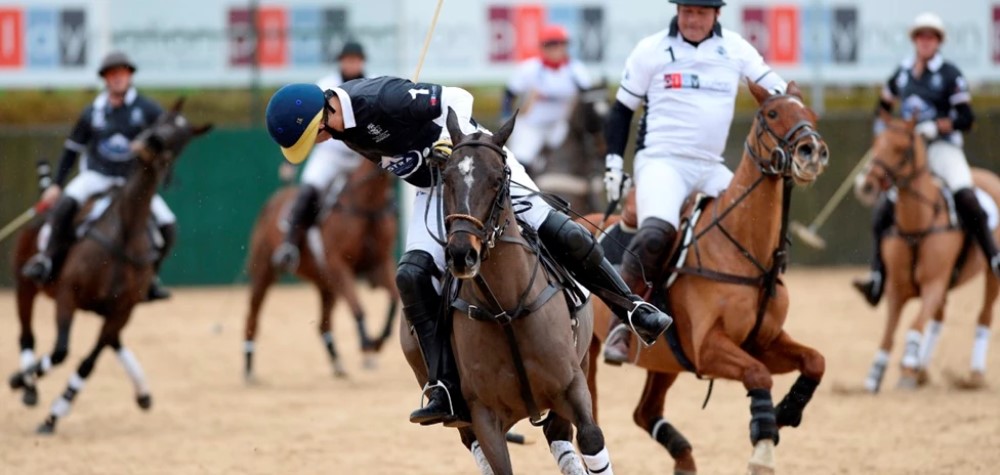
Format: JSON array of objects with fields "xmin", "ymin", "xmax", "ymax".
[
  {"xmin": 954, "ymin": 188, "xmax": 1000, "ymax": 277},
  {"xmin": 537, "ymin": 212, "xmax": 673, "ymax": 346},
  {"xmin": 604, "ymin": 217, "xmax": 678, "ymax": 364},
  {"xmin": 147, "ymin": 224, "xmax": 176, "ymax": 301},
  {"xmin": 853, "ymin": 194, "xmax": 894, "ymax": 306},
  {"xmin": 396, "ymin": 251, "xmax": 468, "ymax": 427},
  {"xmin": 273, "ymin": 185, "xmax": 320, "ymax": 272},
  {"xmin": 22, "ymin": 197, "xmax": 78, "ymax": 283}
]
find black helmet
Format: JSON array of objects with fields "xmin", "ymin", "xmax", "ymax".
[
  {"xmin": 338, "ymin": 41, "xmax": 365, "ymax": 60},
  {"xmin": 669, "ymin": 0, "xmax": 726, "ymax": 6},
  {"xmin": 98, "ymin": 51, "xmax": 137, "ymax": 77}
]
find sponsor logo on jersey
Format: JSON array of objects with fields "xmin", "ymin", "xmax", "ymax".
[
  {"xmin": 97, "ymin": 133, "xmax": 135, "ymax": 162},
  {"xmin": 381, "ymin": 149, "xmax": 423, "ymax": 177},
  {"xmin": 367, "ymin": 122, "xmax": 390, "ymax": 143},
  {"xmin": 662, "ymin": 73, "xmax": 732, "ymax": 92}
]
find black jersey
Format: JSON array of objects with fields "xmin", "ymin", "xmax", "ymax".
[{"xmin": 882, "ymin": 54, "xmax": 972, "ymax": 144}]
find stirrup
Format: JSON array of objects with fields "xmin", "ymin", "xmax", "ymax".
[
  {"xmin": 626, "ymin": 300, "xmax": 670, "ymax": 348},
  {"xmin": 417, "ymin": 381, "xmax": 456, "ymax": 417},
  {"xmin": 22, "ymin": 254, "xmax": 53, "ymax": 282}
]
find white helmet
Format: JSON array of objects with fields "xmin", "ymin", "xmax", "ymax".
[{"xmin": 909, "ymin": 12, "xmax": 945, "ymax": 42}]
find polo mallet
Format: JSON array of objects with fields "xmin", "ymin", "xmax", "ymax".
[
  {"xmin": 790, "ymin": 148, "xmax": 874, "ymax": 249},
  {"xmin": 0, "ymin": 160, "xmax": 53, "ymax": 243}
]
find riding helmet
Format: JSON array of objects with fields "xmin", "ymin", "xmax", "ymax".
[
  {"xmin": 98, "ymin": 51, "xmax": 137, "ymax": 77},
  {"xmin": 265, "ymin": 83, "xmax": 327, "ymax": 164},
  {"xmin": 339, "ymin": 41, "xmax": 366, "ymax": 60},
  {"xmin": 909, "ymin": 12, "xmax": 945, "ymax": 42},
  {"xmin": 669, "ymin": 0, "xmax": 727, "ymax": 7}
]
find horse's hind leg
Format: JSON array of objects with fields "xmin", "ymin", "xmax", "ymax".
[
  {"xmin": 108, "ymin": 332, "xmax": 152, "ymax": 411},
  {"xmin": 916, "ymin": 305, "xmax": 946, "ymax": 385},
  {"xmin": 757, "ymin": 331, "xmax": 825, "ymax": 433},
  {"xmin": 317, "ymin": 286, "xmax": 346, "ymax": 378},
  {"xmin": 15, "ymin": 279, "xmax": 39, "ymax": 406},
  {"xmin": 469, "ymin": 403, "xmax": 514, "ymax": 475},
  {"xmin": 697, "ymin": 331, "xmax": 777, "ymax": 475},
  {"xmin": 10, "ymin": 293, "xmax": 76, "ymax": 392},
  {"xmin": 586, "ymin": 334, "xmax": 601, "ymax": 423},
  {"xmin": 899, "ymin": 284, "xmax": 949, "ymax": 389},
  {"xmin": 243, "ymin": 261, "xmax": 276, "ymax": 383},
  {"xmin": 324, "ymin": 258, "xmax": 374, "ymax": 355},
  {"xmin": 557, "ymin": 371, "xmax": 613, "ymax": 475},
  {"xmin": 633, "ymin": 371, "xmax": 695, "ymax": 474},
  {"xmin": 952, "ymin": 274, "xmax": 998, "ymax": 389},
  {"xmin": 543, "ymin": 414, "xmax": 588, "ymax": 475}
]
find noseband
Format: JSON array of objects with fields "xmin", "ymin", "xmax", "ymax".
[
  {"xmin": 870, "ymin": 129, "xmax": 924, "ymax": 190},
  {"xmin": 444, "ymin": 140, "xmax": 511, "ymax": 252},
  {"xmin": 745, "ymin": 95, "xmax": 822, "ymax": 177}
]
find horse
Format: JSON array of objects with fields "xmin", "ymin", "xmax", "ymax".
[
  {"xmin": 533, "ymin": 81, "xmax": 610, "ymax": 213},
  {"xmin": 583, "ymin": 81, "xmax": 829, "ymax": 474},
  {"xmin": 853, "ymin": 112, "xmax": 999, "ymax": 392},
  {"xmin": 243, "ymin": 158, "xmax": 399, "ymax": 381},
  {"xmin": 399, "ymin": 109, "xmax": 607, "ymax": 475},
  {"xmin": 8, "ymin": 99, "xmax": 211, "ymax": 434}
]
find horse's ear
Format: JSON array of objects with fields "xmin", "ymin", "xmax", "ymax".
[
  {"xmin": 172, "ymin": 97, "xmax": 186, "ymax": 113},
  {"xmin": 191, "ymin": 123, "xmax": 213, "ymax": 137},
  {"xmin": 492, "ymin": 110, "xmax": 517, "ymax": 147},
  {"xmin": 786, "ymin": 81, "xmax": 802, "ymax": 99},
  {"xmin": 445, "ymin": 107, "xmax": 465, "ymax": 145},
  {"xmin": 746, "ymin": 79, "xmax": 771, "ymax": 105}
]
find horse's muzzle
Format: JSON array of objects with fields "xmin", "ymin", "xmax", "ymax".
[
  {"xmin": 446, "ymin": 237, "xmax": 482, "ymax": 279},
  {"xmin": 791, "ymin": 139, "xmax": 829, "ymax": 184}
]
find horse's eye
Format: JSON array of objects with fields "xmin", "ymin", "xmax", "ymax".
[{"xmin": 767, "ymin": 110, "xmax": 778, "ymax": 119}]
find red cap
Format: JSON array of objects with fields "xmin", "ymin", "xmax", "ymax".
[{"xmin": 539, "ymin": 25, "xmax": 569, "ymax": 44}]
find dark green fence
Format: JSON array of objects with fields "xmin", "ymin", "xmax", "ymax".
[{"xmin": 2, "ymin": 113, "xmax": 999, "ymax": 287}]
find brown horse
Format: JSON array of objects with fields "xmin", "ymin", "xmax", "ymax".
[
  {"xmin": 534, "ymin": 81, "xmax": 610, "ymax": 213},
  {"xmin": 8, "ymin": 99, "xmax": 211, "ymax": 434},
  {"xmin": 854, "ymin": 113, "xmax": 998, "ymax": 392},
  {"xmin": 584, "ymin": 82, "xmax": 829, "ymax": 474},
  {"xmin": 399, "ymin": 109, "xmax": 606, "ymax": 475},
  {"xmin": 243, "ymin": 158, "xmax": 399, "ymax": 381}
]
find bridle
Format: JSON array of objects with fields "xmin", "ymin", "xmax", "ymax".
[
  {"xmin": 744, "ymin": 95, "xmax": 823, "ymax": 177},
  {"xmin": 443, "ymin": 139, "xmax": 512, "ymax": 253},
  {"xmin": 869, "ymin": 126, "xmax": 926, "ymax": 191}
]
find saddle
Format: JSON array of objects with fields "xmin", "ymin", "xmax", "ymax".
[{"xmin": 38, "ymin": 193, "xmax": 164, "ymax": 256}]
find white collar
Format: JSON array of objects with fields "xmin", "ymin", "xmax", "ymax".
[
  {"xmin": 93, "ymin": 87, "xmax": 138, "ymax": 109},
  {"xmin": 332, "ymin": 87, "xmax": 356, "ymax": 129},
  {"xmin": 902, "ymin": 53, "xmax": 943, "ymax": 73}
]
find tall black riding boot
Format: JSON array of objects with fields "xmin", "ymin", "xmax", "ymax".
[
  {"xmin": 537, "ymin": 212, "xmax": 673, "ymax": 346},
  {"xmin": 954, "ymin": 188, "xmax": 1000, "ymax": 277},
  {"xmin": 604, "ymin": 217, "xmax": 678, "ymax": 364},
  {"xmin": 273, "ymin": 185, "xmax": 320, "ymax": 272},
  {"xmin": 853, "ymin": 194, "xmax": 894, "ymax": 306},
  {"xmin": 147, "ymin": 223, "xmax": 176, "ymax": 301},
  {"xmin": 396, "ymin": 251, "xmax": 468, "ymax": 427},
  {"xmin": 22, "ymin": 197, "xmax": 78, "ymax": 283}
]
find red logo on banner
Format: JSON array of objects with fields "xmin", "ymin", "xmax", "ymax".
[
  {"xmin": 513, "ymin": 5, "xmax": 544, "ymax": 61},
  {"xmin": 0, "ymin": 8, "xmax": 24, "ymax": 68},
  {"xmin": 742, "ymin": 5, "xmax": 799, "ymax": 65},
  {"xmin": 993, "ymin": 6, "xmax": 1000, "ymax": 64},
  {"xmin": 257, "ymin": 7, "xmax": 287, "ymax": 68},
  {"xmin": 488, "ymin": 6, "xmax": 513, "ymax": 62}
]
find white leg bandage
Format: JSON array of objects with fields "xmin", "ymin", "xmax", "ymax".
[
  {"xmin": 550, "ymin": 440, "xmax": 586, "ymax": 475},
  {"xmin": 470, "ymin": 441, "xmax": 495, "ymax": 475},
  {"xmin": 582, "ymin": 448, "xmax": 613, "ymax": 475},
  {"xmin": 971, "ymin": 325, "xmax": 991, "ymax": 373},
  {"xmin": 901, "ymin": 330, "xmax": 922, "ymax": 369},
  {"xmin": 51, "ymin": 373, "xmax": 85, "ymax": 418},
  {"xmin": 919, "ymin": 320, "xmax": 943, "ymax": 368},
  {"xmin": 117, "ymin": 348, "xmax": 150, "ymax": 395},
  {"xmin": 864, "ymin": 349, "xmax": 890, "ymax": 392},
  {"xmin": 20, "ymin": 349, "xmax": 36, "ymax": 371}
]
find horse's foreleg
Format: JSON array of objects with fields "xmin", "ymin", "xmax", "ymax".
[
  {"xmin": 469, "ymin": 403, "xmax": 513, "ymax": 475},
  {"xmin": 756, "ymin": 331, "xmax": 825, "ymax": 433},
  {"xmin": 697, "ymin": 331, "xmax": 776, "ymax": 475},
  {"xmin": 552, "ymin": 370, "xmax": 613, "ymax": 475},
  {"xmin": 10, "ymin": 295, "xmax": 75, "ymax": 392},
  {"xmin": 586, "ymin": 335, "xmax": 601, "ymax": 423},
  {"xmin": 108, "ymin": 332, "xmax": 152, "ymax": 411},
  {"xmin": 632, "ymin": 371, "xmax": 695, "ymax": 474},
  {"xmin": 325, "ymin": 258, "xmax": 373, "ymax": 353},
  {"xmin": 543, "ymin": 414, "xmax": 588, "ymax": 475},
  {"xmin": 972, "ymin": 275, "xmax": 998, "ymax": 377},
  {"xmin": 917, "ymin": 305, "xmax": 946, "ymax": 383},
  {"xmin": 372, "ymin": 259, "xmax": 400, "ymax": 352},
  {"xmin": 317, "ymin": 287, "xmax": 346, "ymax": 378},
  {"xmin": 867, "ymin": 291, "xmax": 908, "ymax": 393},
  {"xmin": 899, "ymin": 284, "xmax": 948, "ymax": 389},
  {"xmin": 16, "ymin": 279, "xmax": 39, "ymax": 406},
  {"xmin": 243, "ymin": 263, "xmax": 276, "ymax": 383}
]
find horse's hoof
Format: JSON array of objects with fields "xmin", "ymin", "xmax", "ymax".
[
  {"xmin": 675, "ymin": 470, "xmax": 698, "ymax": 475},
  {"xmin": 333, "ymin": 361, "xmax": 348, "ymax": 379},
  {"xmin": 362, "ymin": 355, "xmax": 377, "ymax": 371},
  {"xmin": 137, "ymin": 394, "xmax": 152, "ymax": 411},
  {"xmin": 945, "ymin": 369, "xmax": 987, "ymax": 390},
  {"xmin": 22, "ymin": 386, "xmax": 38, "ymax": 407},
  {"xmin": 747, "ymin": 440, "xmax": 775, "ymax": 475},
  {"xmin": 244, "ymin": 373, "xmax": 261, "ymax": 386},
  {"xmin": 36, "ymin": 420, "xmax": 56, "ymax": 435},
  {"xmin": 916, "ymin": 368, "xmax": 931, "ymax": 386},
  {"xmin": 9, "ymin": 372, "xmax": 25, "ymax": 390},
  {"xmin": 896, "ymin": 375, "xmax": 919, "ymax": 390},
  {"xmin": 747, "ymin": 463, "xmax": 775, "ymax": 475}
]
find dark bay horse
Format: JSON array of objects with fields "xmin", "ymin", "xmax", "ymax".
[
  {"xmin": 534, "ymin": 81, "xmax": 610, "ymax": 213},
  {"xmin": 584, "ymin": 82, "xmax": 829, "ymax": 474},
  {"xmin": 8, "ymin": 99, "xmax": 211, "ymax": 433},
  {"xmin": 400, "ymin": 109, "xmax": 606, "ymax": 475},
  {"xmin": 854, "ymin": 113, "xmax": 999, "ymax": 392},
  {"xmin": 243, "ymin": 158, "xmax": 399, "ymax": 381}
]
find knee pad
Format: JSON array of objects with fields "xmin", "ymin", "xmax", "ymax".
[
  {"xmin": 630, "ymin": 218, "xmax": 676, "ymax": 257},
  {"xmin": 396, "ymin": 251, "xmax": 440, "ymax": 325},
  {"xmin": 538, "ymin": 211, "xmax": 603, "ymax": 266}
]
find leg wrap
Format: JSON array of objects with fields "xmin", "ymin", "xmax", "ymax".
[
  {"xmin": 747, "ymin": 388, "xmax": 779, "ymax": 446},
  {"xmin": 650, "ymin": 417, "xmax": 692, "ymax": 459},
  {"xmin": 774, "ymin": 375, "xmax": 820, "ymax": 428}
]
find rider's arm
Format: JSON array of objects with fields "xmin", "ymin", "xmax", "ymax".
[
  {"xmin": 380, "ymin": 78, "xmax": 444, "ymax": 123},
  {"xmin": 877, "ymin": 68, "xmax": 901, "ymax": 114},
  {"xmin": 605, "ymin": 100, "xmax": 635, "ymax": 159},
  {"xmin": 55, "ymin": 107, "xmax": 93, "ymax": 187},
  {"xmin": 947, "ymin": 70, "xmax": 975, "ymax": 132},
  {"xmin": 605, "ymin": 39, "xmax": 655, "ymax": 162}
]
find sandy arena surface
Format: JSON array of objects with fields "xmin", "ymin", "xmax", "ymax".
[{"xmin": 2, "ymin": 267, "xmax": 999, "ymax": 474}]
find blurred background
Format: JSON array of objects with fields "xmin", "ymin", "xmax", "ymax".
[{"xmin": 2, "ymin": 0, "xmax": 999, "ymax": 287}]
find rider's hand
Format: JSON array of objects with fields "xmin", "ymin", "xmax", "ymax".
[
  {"xmin": 39, "ymin": 185, "xmax": 61, "ymax": 211},
  {"xmin": 915, "ymin": 121, "xmax": 939, "ymax": 140},
  {"xmin": 429, "ymin": 138, "xmax": 453, "ymax": 166},
  {"xmin": 604, "ymin": 154, "xmax": 629, "ymax": 203},
  {"xmin": 935, "ymin": 117, "xmax": 954, "ymax": 135}
]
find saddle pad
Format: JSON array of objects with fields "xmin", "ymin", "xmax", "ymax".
[
  {"xmin": 975, "ymin": 188, "xmax": 999, "ymax": 230},
  {"xmin": 596, "ymin": 222, "xmax": 637, "ymax": 268}
]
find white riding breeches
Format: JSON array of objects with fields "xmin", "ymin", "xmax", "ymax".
[
  {"xmin": 64, "ymin": 170, "xmax": 176, "ymax": 225},
  {"xmin": 301, "ymin": 139, "xmax": 364, "ymax": 190},
  {"xmin": 508, "ymin": 120, "xmax": 569, "ymax": 168},
  {"xmin": 634, "ymin": 151, "xmax": 733, "ymax": 228},
  {"xmin": 404, "ymin": 149, "xmax": 552, "ymax": 281},
  {"xmin": 928, "ymin": 140, "xmax": 973, "ymax": 191}
]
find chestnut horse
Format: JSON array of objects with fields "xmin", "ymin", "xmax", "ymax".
[
  {"xmin": 243, "ymin": 159, "xmax": 399, "ymax": 381},
  {"xmin": 8, "ymin": 99, "xmax": 211, "ymax": 433},
  {"xmin": 400, "ymin": 109, "xmax": 605, "ymax": 475},
  {"xmin": 584, "ymin": 82, "xmax": 829, "ymax": 474},
  {"xmin": 854, "ymin": 113, "xmax": 998, "ymax": 392}
]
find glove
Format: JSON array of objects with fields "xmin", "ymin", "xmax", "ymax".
[
  {"xmin": 429, "ymin": 138, "xmax": 453, "ymax": 166},
  {"xmin": 604, "ymin": 154, "xmax": 629, "ymax": 203},
  {"xmin": 915, "ymin": 121, "xmax": 938, "ymax": 140}
]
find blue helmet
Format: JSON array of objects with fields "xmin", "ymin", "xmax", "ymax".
[
  {"xmin": 670, "ymin": 0, "xmax": 726, "ymax": 6},
  {"xmin": 265, "ymin": 83, "xmax": 327, "ymax": 164}
]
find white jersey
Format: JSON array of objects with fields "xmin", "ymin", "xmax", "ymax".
[
  {"xmin": 617, "ymin": 20, "xmax": 787, "ymax": 163},
  {"xmin": 507, "ymin": 58, "xmax": 592, "ymax": 126}
]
